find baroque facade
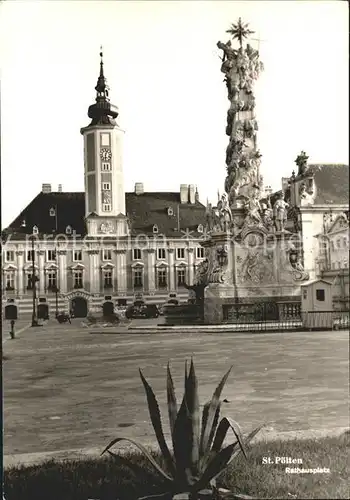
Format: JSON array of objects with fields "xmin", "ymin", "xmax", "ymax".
[{"xmin": 1, "ymin": 52, "xmax": 208, "ymax": 316}]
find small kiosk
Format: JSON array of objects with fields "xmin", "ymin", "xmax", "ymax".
[{"xmin": 300, "ymin": 279, "xmax": 333, "ymax": 329}]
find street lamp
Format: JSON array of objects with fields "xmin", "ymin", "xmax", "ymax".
[{"xmin": 30, "ymin": 234, "xmax": 39, "ymax": 327}]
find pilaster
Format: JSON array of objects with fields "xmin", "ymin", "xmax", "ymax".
[
  {"xmin": 115, "ymin": 249, "xmax": 127, "ymax": 294},
  {"xmin": 38, "ymin": 251, "xmax": 45, "ymax": 295},
  {"xmin": 146, "ymin": 248, "xmax": 156, "ymax": 292},
  {"xmin": 168, "ymin": 248, "xmax": 175, "ymax": 291},
  {"xmin": 16, "ymin": 251, "xmax": 24, "ymax": 295},
  {"xmin": 187, "ymin": 247, "xmax": 194, "ymax": 285},
  {"xmin": 87, "ymin": 249, "xmax": 99, "ymax": 293},
  {"xmin": 57, "ymin": 250, "xmax": 67, "ymax": 293}
]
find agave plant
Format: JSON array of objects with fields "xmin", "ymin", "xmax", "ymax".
[{"xmin": 102, "ymin": 360, "xmax": 263, "ymax": 500}]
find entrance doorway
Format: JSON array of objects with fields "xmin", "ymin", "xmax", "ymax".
[
  {"xmin": 102, "ymin": 301, "xmax": 114, "ymax": 316},
  {"xmin": 70, "ymin": 297, "xmax": 88, "ymax": 318}
]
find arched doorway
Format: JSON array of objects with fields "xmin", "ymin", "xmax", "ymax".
[
  {"xmin": 102, "ymin": 301, "xmax": 114, "ymax": 316},
  {"xmin": 70, "ymin": 297, "xmax": 88, "ymax": 318}
]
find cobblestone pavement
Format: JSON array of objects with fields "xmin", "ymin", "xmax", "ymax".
[{"xmin": 3, "ymin": 324, "xmax": 349, "ymax": 461}]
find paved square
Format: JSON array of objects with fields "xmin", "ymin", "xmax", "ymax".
[{"xmin": 3, "ymin": 322, "xmax": 349, "ymax": 457}]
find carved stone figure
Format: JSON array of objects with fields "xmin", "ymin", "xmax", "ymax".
[
  {"xmin": 273, "ymin": 192, "xmax": 289, "ymax": 232},
  {"xmin": 288, "ymin": 249, "xmax": 309, "ymax": 281},
  {"xmin": 244, "ymin": 186, "xmax": 262, "ymax": 225},
  {"xmin": 295, "ymin": 151, "xmax": 309, "ymax": 176}
]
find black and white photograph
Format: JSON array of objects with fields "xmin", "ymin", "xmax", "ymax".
[{"xmin": 1, "ymin": 1, "xmax": 349, "ymax": 499}]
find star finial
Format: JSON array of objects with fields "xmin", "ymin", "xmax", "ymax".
[{"xmin": 226, "ymin": 18, "xmax": 255, "ymax": 47}]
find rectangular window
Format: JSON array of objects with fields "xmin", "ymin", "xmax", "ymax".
[
  {"xmin": 133, "ymin": 248, "xmax": 142, "ymax": 260},
  {"xmin": 104, "ymin": 271, "xmax": 113, "ymax": 288},
  {"xmin": 27, "ymin": 250, "xmax": 34, "ymax": 262},
  {"xmin": 103, "ymin": 249, "xmax": 112, "ymax": 261},
  {"xmin": 47, "ymin": 271, "xmax": 57, "ymax": 290},
  {"xmin": 177, "ymin": 248, "xmax": 185, "ymax": 260},
  {"xmin": 102, "ymin": 182, "xmax": 111, "ymax": 191},
  {"xmin": 73, "ymin": 250, "xmax": 82, "ymax": 261},
  {"xmin": 316, "ymin": 289, "xmax": 325, "ymax": 302},
  {"xmin": 101, "ymin": 163, "xmax": 111, "ymax": 171},
  {"xmin": 157, "ymin": 268, "xmax": 167, "ymax": 288},
  {"xmin": 196, "ymin": 247, "xmax": 205, "ymax": 259},
  {"xmin": 343, "ymin": 237, "xmax": 347, "ymax": 247},
  {"xmin": 100, "ymin": 133, "xmax": 110, "ymax": 147},
  {"xmin": 73, "ymin": 271, "xmax": 83, "ymax": 288},
  {"xmin": 47, "ymin": 250, "xmax": 56, "ymax": 261},
  {"xmin": 5, "ymin": 272, "xmax": 15, "ymax": 290},
  {"xmin": 102, "ymin": 204, "xmax": 112, "ymax": 212},
  {"xmin": 158, "ymin": 248, "xmax": 166, "ymax": 260},
  {"xmin": 6, "ymin": 251, "xmax": 15, "ymax": 262},
  {"xmin": 134, "ymin": 268, "xmax": 143, "ymax": 288},
  {"xmin": 331, "ymin": 241, "xmax": 335, "ymax": 251},
  {"xmin": 177, "ymin": 268, "xmax": 186, "ymax": 286},
  {"xmin": 336, "ymin": 238, "xmax": 341, "ymax": 249}
]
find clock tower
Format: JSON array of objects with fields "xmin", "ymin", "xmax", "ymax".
[{"xmin": 81, "ymin": 49, "xmax": 127, "ymax": 236}]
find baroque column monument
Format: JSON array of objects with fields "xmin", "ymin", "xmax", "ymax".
[{"xmin": 195, "ymin": 19, "xmax": 309, "ymax": 324}]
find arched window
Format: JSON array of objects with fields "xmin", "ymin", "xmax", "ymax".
[{"xmin": 153, "ymin": 224, "xmax": 159, "ymax": 234}]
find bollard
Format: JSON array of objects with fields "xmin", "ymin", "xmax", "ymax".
[{"xmin": 10, "ymin": 320, "xmax": 15, "ymax": 339}]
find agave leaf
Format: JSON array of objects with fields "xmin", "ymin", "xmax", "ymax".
[
  {"xmin": 167, "ymin": 362, "xmax": 178, "ymax": 445},
  {"xmin": 199, "ymin": 401, "xmax": 210, "ymax": 457},
  {"xmin": 211, "ymin": 417, "xmax": 247, "ymax": 458},
  {"xmin": 139, "ymin": 369, "xmax": 175, "ymax": 475},
  {"xmin": 106, "ymin": 449, "xmax": 155, "ymax": 480},
  {"xmin": 185, "ymin": 359, "xmax": 200, "ymax": 471},
  {"xmin": 172, "ymin": 390, "xmax": 195, "ymax": 487},
  {"xmin": 192, "ymin": 441, "xmax": 238, "ymax": 493},
  {"xmin": 101, "ymin": 437, "xmax": 173, "ymax": 483},
  {"xmin": 200, "ymin": 403, "xmax": 221, "ymax": 471},
  {"xmin": 226, "ymin": 425, "xmax": 265, "ymax": 468},
  {"xmin": 199, "ymin": 367, "xmax": 232, "ymax": 457}
]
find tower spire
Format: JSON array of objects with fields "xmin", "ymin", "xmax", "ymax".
[
  {"xmin": 85, "ymin": 47, "xmax": 119, "ymax": 127},
  {"xmin": 95, "ymin": 46, "xmax": 109, "ymax": 100}
]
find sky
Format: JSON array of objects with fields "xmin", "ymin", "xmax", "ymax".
[{"xmin": 0, "ymin": 0, "xmax": 348, "ymax": 228}]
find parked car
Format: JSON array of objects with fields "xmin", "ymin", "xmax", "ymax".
[{"xmin": 125, "ymin": 303, "xmax": 160, "ymax": 319}]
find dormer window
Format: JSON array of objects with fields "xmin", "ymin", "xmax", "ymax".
[
  {"xmin": 167, "ymin": 207, "xmax": 174, "ymax": 216},
  {"xmin": 65, "ymin": 225, "xmax": 72, "ymax": 235},
  {"xmin": 49, "ymin": 207, "xmax": 56, "ymax": 217},
  {"xmin": 153, "ymin": 224, "xmax": 159, "ymax": 234},
  {"xmin": 21, "ymin": 219, "xmax": 26, "ymax": 228},
  {"xmin": 197, "ymin": 224, "xmax": 204, "ymax": 233},
  {"xmin": 32, "ymin": 225, "xmax": 39, "ymax": 235}
]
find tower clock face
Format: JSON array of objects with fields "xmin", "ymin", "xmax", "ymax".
[{"xmin": 100, "ymin": 148, "xmax": 112, "ymax": 161}]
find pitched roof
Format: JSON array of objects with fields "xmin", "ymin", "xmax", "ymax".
[
  {"xmin": 3, "ymin": 191, "xmax": 207, "ymax": 240},
  {"xmin": 308, "ymin": 164, "xmax": 349, "ymax": 205}
]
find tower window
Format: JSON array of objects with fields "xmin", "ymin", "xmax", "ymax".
[
  {"xmin": 102, "ymin": 204, "xmax": 111, "ymax": 212},
  {"xmin": 102, "ymin": 182, "xmax": 111, "ymax": 191},
  {"xmin": 101, "ymin": 163, "xmax": 111, "ymax": 171}
]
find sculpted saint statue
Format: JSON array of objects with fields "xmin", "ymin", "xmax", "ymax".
[{"xmin": 273, "ymin": 192, "xmax": 289, "ymax": 232}]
